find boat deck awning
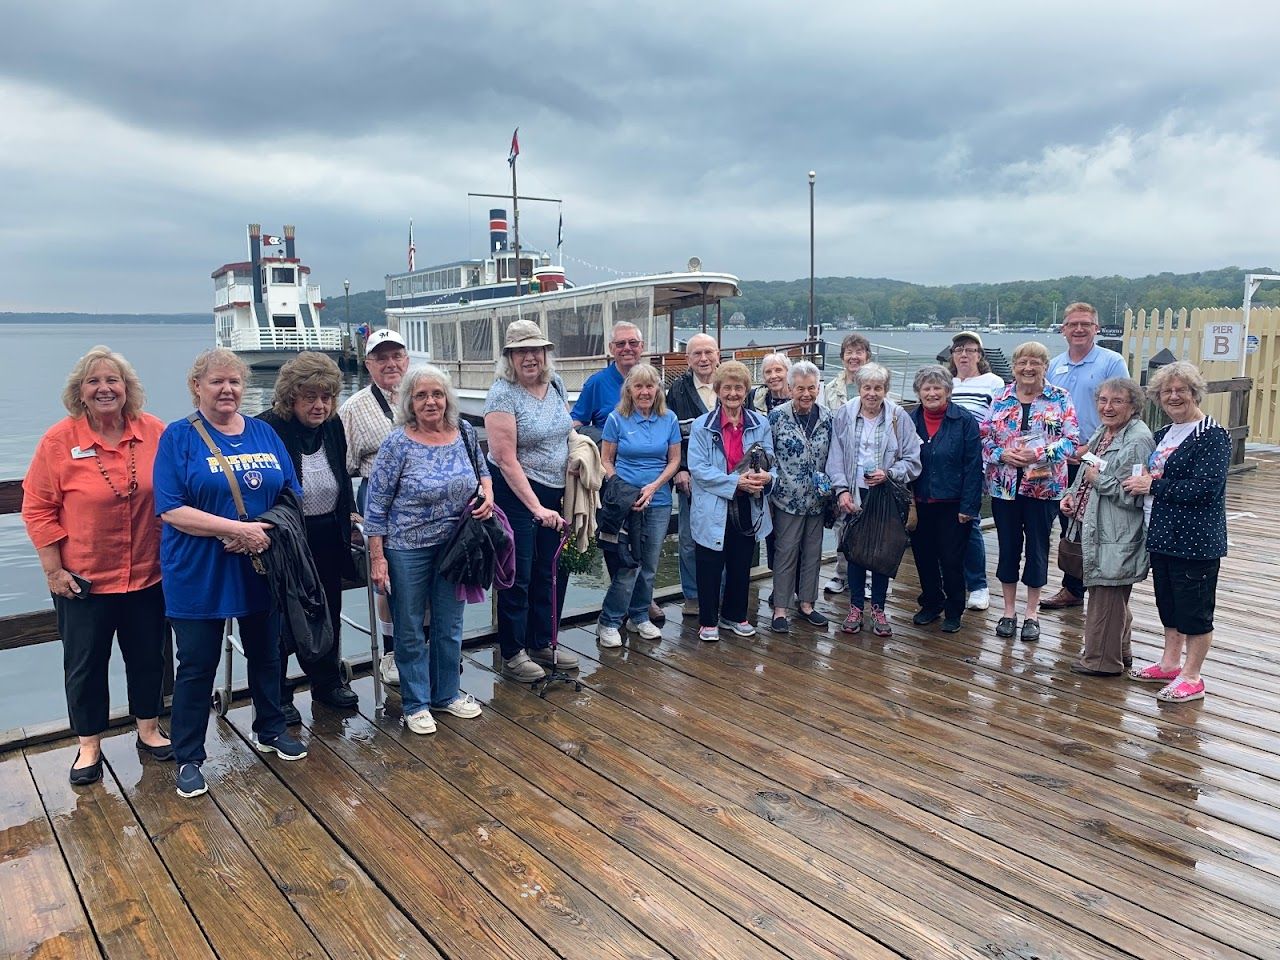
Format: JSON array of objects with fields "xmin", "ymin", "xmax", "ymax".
[{"xmin": 652, "ymin": 276, "xmax": 740, "ymax": 311}]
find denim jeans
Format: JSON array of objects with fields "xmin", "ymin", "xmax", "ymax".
[
  {"xmin": 492, "ymin": 470, "xmax": 567, "ymax": 660},
  {"xmin": 676, "ymin": 488, "xmax": 697, "ymax": 600},
  {"xmin": 599, "ymin": 504, "xmax": 671, "ymax": 628},
  {"xmin": 963, "ymin": 519, "xmax": 988, "ymax": 592},
  {"xmin": 847, "ymin": 564, "xmax": 888, "ymax": 610},
  {"xmin": 386, "ymin": 544, "xmax": 464, "ymax": 716},
  {"xmin": 170, "ymin": 611, "xmax": 283, "ymax": 767}
]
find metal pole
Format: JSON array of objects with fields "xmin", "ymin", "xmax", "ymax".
[
  {"xmin": 511, "ymin": 158, "xmax": 521, "ymax": 297},
  {"xmin": 343, "ymin": 279, "xmax": 350, "ymax": 336},
  {"xmin": 808, "ymin": 171, "xmax": 816, "ymax": 336}
]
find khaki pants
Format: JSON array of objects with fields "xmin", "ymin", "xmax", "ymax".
[{"xmin": 1079, "ymin": 584, "xmax": 1133, "ymax": 673}]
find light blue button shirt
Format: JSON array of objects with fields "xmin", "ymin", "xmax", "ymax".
[{"xmin": 1048, "ymin": 345, "xmax": 1129, "ymax": 440}]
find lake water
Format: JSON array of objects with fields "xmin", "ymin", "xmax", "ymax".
[{"xmin": 0, "ymin": 321, "xmax": 1043, "ymax": 730}]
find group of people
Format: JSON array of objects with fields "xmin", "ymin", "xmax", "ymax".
[{"xmin": 21, "ymin": 301, "xmax": 1229, "ymax": 798}]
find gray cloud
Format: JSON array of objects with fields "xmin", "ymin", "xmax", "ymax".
[{"xmin": 3, "ymin": 1, "xmax": 1280, "ymax": 311}]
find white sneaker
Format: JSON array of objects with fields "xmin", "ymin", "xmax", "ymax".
[
  {"xmin": 965, "ymin": 588, "xmax": 990, "ymax": 611},
  {"xmin": 627, "ymin": 620, "xmax": 662, "ymax": 640},
  {"xmin": 437, "ymin": 693, "xmax": 482, "ymax": 719},
  {"xmin": 718, "ymin": 617, "xmax": 757, "ymax": 637},
  {"xmin": 596, "ymin": 624, "xmax": 623, "ymax": 647},
  {"xmin": 379, "ymin": 652, "xmax": 400, "ymax": 686},
  {"xmin": 823, "ymin": 577, "xmax": 846, "ymax": 594},
  {"xmin": 405, "ymin": 710, "xmax": 436, "ymax": 735}
]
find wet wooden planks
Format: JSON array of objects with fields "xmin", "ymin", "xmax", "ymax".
[{"xmin": 1, "ymin": 457, "xmax": 1279, "ymax": 959}]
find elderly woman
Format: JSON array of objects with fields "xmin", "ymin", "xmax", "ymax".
[
  {"xmin": 23, "ymin": 347, "xmax": 171, "ymax": 785},
  {"xmin": 908, "ymin": 365, "xmax": 982, "ymax": 633},
  {"xmin": 365, "ymin": 366, "xmax": 492, "ymax": 732},
  {"xmin": 1121, "ymin": 362, "xmax": 1229, "ymax": 703},
  {"xmin": 595, "ymin": 363, "xmax": 681, "ymax": 646},
  {"xmin": 688, "ymin": 361, "xmax": 775, "ymax": 642},
  {"xmin": 155, "ymin": 348, "xmax": 305, "ymax": 799},
  {"xmin": 484, "ymin": 320, "xmax": 578, "ymax": 682},
  {"xmin": 822, "ymin": 333, "xmax": 872, "ymax": 595},
  {"xmin": 981, "ymin": 341, "xmax": 1081, "ymax": 642},
  {"xmin": 949, "ymin": 331, "xmax": 1006, "ymax": 612},
  {"xmin": 1058, "ymin": 378, "xmax": 1154, "ymax": 677},
  {"xmin": 750, "ymin": 352, "xmax": 792, "ymax": 415},
  {"xmin": 827, "ymin": 363, "xmax": 922, "ymax": 637},
  {"xmin": 259, "ymin": 352, "xmax": 359, "ymax": 723},
  {"xmin": 767, "ymin": 360, "xmax": 832, "ymax": 633}
]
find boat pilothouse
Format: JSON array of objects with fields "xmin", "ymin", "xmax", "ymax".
[
  {"xmin": 384, "ymin": 209, "xmax": 568, "ymax": 311},
  {"xmin": 213, "ymin": 223, "xmax": 343, "ymax": 369}
]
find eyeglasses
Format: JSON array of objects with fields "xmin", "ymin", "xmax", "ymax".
[
  {"xmin": 951, "ymin": 346, "xmax": 981, "ymax": 355},
  {"xmin": 370, "ymin": 350, "xmax": 406, "ymax": 363},
  {"xmin": 612, "ymin": 338, "xmax": 642, "ymax": 349},
  {"xmin": 1062, "ymin": 321, "xmax": 1097, "ymax": 330},
  {"xmin": 1160, "ymin": 387, "xmax": 1192, "ymax": 398}
]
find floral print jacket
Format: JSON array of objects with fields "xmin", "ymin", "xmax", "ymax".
[
  {"xmin": 981, "ymin": 382, "xmax": 1080, "ymax": 500},
  {"xmin": 768, "ymin": 401, "xmax": 833, "ymax": 516}
]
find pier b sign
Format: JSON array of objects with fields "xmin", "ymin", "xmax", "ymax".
[{"xmin": 1202, "ymin": 321, "xmax": 1244, "ymax": 362}]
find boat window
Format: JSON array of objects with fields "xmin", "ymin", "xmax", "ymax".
[
  {"xmin": 430, "ymin": 319, "xmax": 458, "ymax": 361},
  {"xmin": 496, "ymin": 312, "xmax": 523, "ymax": 349},
  {"xmin": 613, "ymin": 296, "xmax": 652, "ymax": 343},
  {"xmin": 272, "ymin": 314, "xmax": 297, "ymax": 328},
  {"xmin": 547, "ymin": 304, "xmax": 604, "ymax": 358},
  {"xmin": 271, "ymin": 267, "xmax": 295, "ymax": 284},
  {"xmin": 461, "ymin": 315, "xmax": 492, "ymax": 360},
  {"xmin": 653, "ymin": 311, "xmax": 672, "ymax": 352}
]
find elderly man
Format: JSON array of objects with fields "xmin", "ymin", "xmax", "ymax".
[
  {"xmin": 572, "ymin": 321, "xmax": 646, "ymax": 432},
  {"xmin": 1041, "ymin": 302, "xmax": 1129, "ymax": 610},
  {"xmin": 666, "ymin": 333, "xmax": 720, "ymax": 616},
  {"xmin": 339, "ymin": 327, "xmax": 409, "ymax": 685}
]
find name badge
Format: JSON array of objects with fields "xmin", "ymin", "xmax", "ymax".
[
  {"xmin": 70, "ymin": 445, "xmax": 97, "ymax": 460},
  {"xmin": 1054, "ymin": 366, "xmax": 1069, "ymax": 376}
]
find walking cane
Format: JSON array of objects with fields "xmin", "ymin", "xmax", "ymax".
[{"xmin": 533, "ymin": 519, "xmax": 582, "ymax": 697}]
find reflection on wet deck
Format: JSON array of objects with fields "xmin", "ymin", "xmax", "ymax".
[{"xmin": 4, "ymin": 454, "xmax": 1280, "ymax": 959}]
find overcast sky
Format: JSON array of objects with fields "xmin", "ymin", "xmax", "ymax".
[{"xmin": 4, "ymin": 1, "xmax": 1279, "ymax": 312}]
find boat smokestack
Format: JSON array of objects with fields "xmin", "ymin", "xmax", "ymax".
[
  {"xmin": 489, "ymin": 209, "xmax": 508, "ymax": 252},
  {"xmin": 248, "ymin": 224, "xmax": 263, "ymax": 304},
  {"xmin": 284, "ymin": 224, "xmax": 295, "ymax": 260}
]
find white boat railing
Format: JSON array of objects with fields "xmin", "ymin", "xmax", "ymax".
[
  {"xmin": 214, "ymin": 284, "xmax": 255, "ymax": 308},
  {"xmin": 225, "ymin": 327, "xmax": 343, "ymax": 352}
]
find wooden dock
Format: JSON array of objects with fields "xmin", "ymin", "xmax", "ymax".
[{"xmin": 4, "ymin": 452, "xmax": 1280, "ymax": 959}]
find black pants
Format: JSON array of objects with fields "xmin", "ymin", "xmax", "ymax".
[
  {"xmin": 696, "ymin": 496, "xmax": 756, "ymax": 627},
  {"xmin": 280, "ymin": 514, "xmax": 345, "ymax": 702},
  {"xmin": 1059, "ymin": 463, "xmax": 1086, "ymax": 597},
  {"xmin": 992, "ymin": 495, "xmax": 1058, "ymax": 588},
  {"xmin": 493, "ymin": 469, "xmax": 568, "ymax": 660},
  {"xmin": 53, "ymin": 582, "xmax": 167, "ymax": 737},
  {"xmin": 910, "ymin": 501, "xmax": 968, "ymax": 618}
]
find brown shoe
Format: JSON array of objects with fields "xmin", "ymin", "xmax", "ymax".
[
  {"xmin": 1041, "ymin": 587, "xmax": 1083, "ymax": 610},
  {"xmin": 649, "ymin": 601, "xmax": 666, "ymax": 625}
]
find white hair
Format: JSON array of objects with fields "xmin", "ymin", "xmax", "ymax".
[
  {"xmin": 787, "ymin": 360, "xmax": 821, "ymax": 386},
  {"xmin": 398, "ymin": 364, "xmax": 460, "ymax": 428}
]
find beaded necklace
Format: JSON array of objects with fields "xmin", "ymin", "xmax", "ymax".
[{"xmin": 96, "ymin": 441, "xmax": 138, "ymax": 498}]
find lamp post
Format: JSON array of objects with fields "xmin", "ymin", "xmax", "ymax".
[
  {"xmin": 808, "ymin": 170, "xmax": 816, "ymax": 336},
  {"xmin": 343, "ymin": 278, "xmax": 351, "ymax": 336}
]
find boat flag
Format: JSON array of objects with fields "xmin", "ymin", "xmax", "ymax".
[
  {"xmin": 262, "ymin": 234, "xmax": 282, "ymax": 246},
  {"xmin": 557, "ymin": 209, "xmax": 563, "ymax": 249},
  {"xmin": 408, "ymin": 219, "xmax": 416, "ymax": 272},
  {"xmin": 508, "ymin": 128, "xmax": 519, "ymax": 167}
]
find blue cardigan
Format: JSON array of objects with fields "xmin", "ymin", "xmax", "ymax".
[
  {"xmin": 910, "ymin": 402, "xmax": 983, "ymax": 519},
  {"xmin": 1147, "ymin": 416, "xmax": 1229, "ymax": 560}
]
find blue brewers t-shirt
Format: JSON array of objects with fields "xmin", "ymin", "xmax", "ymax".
[
  {"xmin": 154, "ymin": 413, "xmax": 300, "ymax": 619},
  {"xmin": 602, "ymin": 409, "xmax": 681, "ymax": 507}
]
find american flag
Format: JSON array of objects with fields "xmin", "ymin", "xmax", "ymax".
[
  {"xmin": 408, "ymin": 219, "xmax": 415, "ymax": 272},
  {"xmin": 508, "ymin": 128, "xmax": 519, "ymax": 167}
]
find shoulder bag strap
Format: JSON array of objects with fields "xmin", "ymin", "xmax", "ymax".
[
  {"xmin": 187, "ymin": 413, "xmax": 251, "ymax": 521},
  {"xmin": 459, "ymin": 422, "xmax": 484, "ymax": 494},
  {"xmin": 371, "ymin": 384, "xmax": 394, "ymax": 421}
]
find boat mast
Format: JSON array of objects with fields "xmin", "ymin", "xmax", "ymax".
[{"xmin": 509, "ymin": 128, "xmax": 521, "ymax": 297}]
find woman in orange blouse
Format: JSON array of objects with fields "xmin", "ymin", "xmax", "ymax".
[{"xmin": 22, "ymin": 346, "xmax": 172, "ymax": 785}]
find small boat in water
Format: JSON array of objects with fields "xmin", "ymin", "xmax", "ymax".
[
  {"xmin": 213, "ymin": 224, "xmax": 344, "ymax": 369},
  {"xmin": 385, "ymin": 209, "xmax": 750, "ymax": 418}
]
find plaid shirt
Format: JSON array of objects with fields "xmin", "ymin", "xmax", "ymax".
[{"xmin": 338, "ymin": 384, "xmax": 396, "ymax": 478}]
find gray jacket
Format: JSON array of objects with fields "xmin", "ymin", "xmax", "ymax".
[
  {"xmin": 1068, "ymin": 418, "xmax": 1155, "ymax": 587},
  {"xmin": 825, "ymin": 396, "xmax": 921, "ymax": 509}
]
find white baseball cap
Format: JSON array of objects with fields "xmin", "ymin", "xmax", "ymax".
[{"xmin": 366, "ymin": 328, "xmax": 406, "ymax": 352}]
